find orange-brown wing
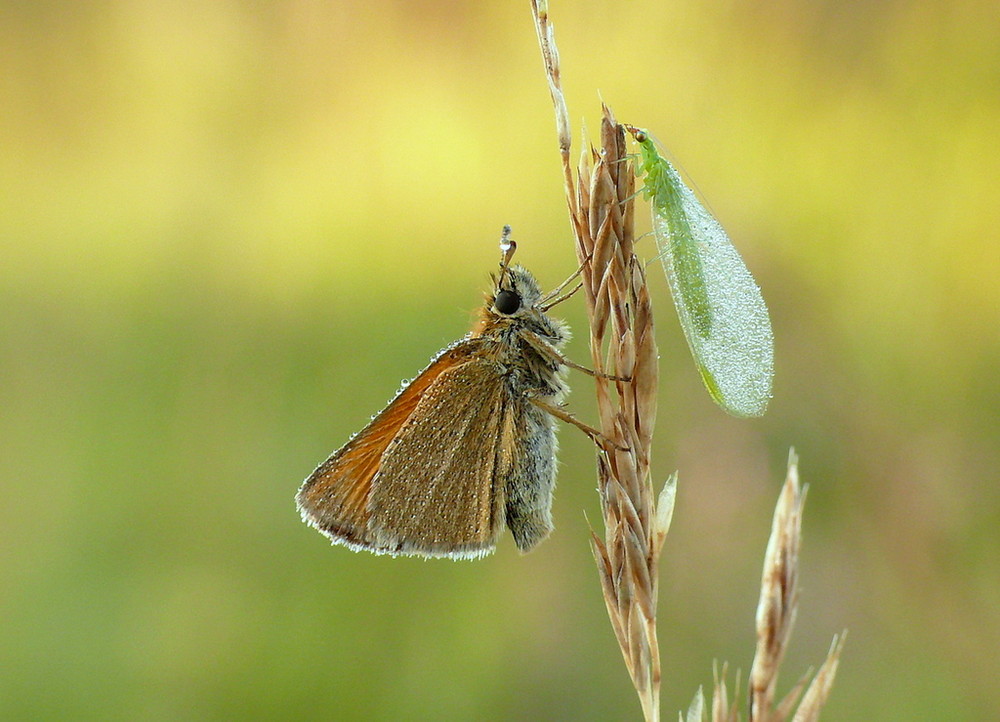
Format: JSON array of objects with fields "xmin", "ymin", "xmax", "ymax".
[
  {"xmin": 296, "ymin": 340, "xmax": 485, "ymax": 550},
  {"xmin": 365, "ymin": 359, "xmax": 511, "ymax": 558}
]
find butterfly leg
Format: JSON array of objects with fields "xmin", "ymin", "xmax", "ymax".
[
  {"xmin": 538, "ymin": 251, "xmax": 594, "ymax": 306},
  {"xmin": 539, "ymin": 281, "xmax": 583, "ymax": 311},
  {"xmin": 528, "ymin": 396, "xmax": 628, "ymax": 452},
  {"xmin": 559, "ymin": 354, "xmax": 631, "ymax": 382},
  {"xmin": 522, "ymin": 330, "xmax": 632, "ymax": 382}
]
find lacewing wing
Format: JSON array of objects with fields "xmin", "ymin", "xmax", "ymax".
[{"xmin": 627, "ymin": 126, "xmax": 774, "ymax": 418}]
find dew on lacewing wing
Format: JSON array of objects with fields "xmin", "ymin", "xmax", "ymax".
[{"xmin": 626, "ymin": 125, "xmax": 774, "ymax": 418}]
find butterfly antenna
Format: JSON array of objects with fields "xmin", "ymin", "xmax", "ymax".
[{"xmin": 498, "ymin": 225, "xmax": 517, "ymax": 289}]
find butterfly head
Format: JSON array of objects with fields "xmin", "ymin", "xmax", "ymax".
[{"xmin": 491, "ymin": 265, "xmax": 543, "ymax": 317}]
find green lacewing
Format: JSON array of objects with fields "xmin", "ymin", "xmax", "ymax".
[{"xmin": 625, "ymin": 125, "xmax": 774, "ymax": 418}]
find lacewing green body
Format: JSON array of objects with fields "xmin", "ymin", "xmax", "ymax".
[{"xmin": 628, "ymin": 127, "xmax": 774, "ymax": 417}]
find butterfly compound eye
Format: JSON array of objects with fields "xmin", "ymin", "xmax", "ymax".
[{"xmin": 494, "ymin": 289, "xmax": 521, "ymax": 315}]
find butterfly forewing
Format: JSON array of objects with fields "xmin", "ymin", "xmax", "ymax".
[{"xmin": 296, "ymin": 341, "xmax": 485, "ymax": 550}]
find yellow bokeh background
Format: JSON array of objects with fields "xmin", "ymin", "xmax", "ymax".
[{"xmin": 2, "ymin": 1, "xmax": 998, "ymax": 719}]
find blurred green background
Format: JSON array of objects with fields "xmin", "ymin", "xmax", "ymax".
[{"xmin": 2, "ymin": 1, "xmax": 998, "ymax": 719}]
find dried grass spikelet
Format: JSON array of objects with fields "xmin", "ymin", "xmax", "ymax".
[
  {"xmin": 532, "ymin": 4, "xmax": 667, "ymax": 719},
  {"xmin": 746, "ymin": 450, "xmax": 847, "ymax": 722},
  {"xmin": 579, "ymin": 111, "xmax": 666, "ymax": 722},
  {"xmin": 749, "ymin": 450, "xmax": 806, "ymax": 720},
  {"xmin": 680, "ymin": 453, "xmax": 844, "ymax": 722},
  {"xmin": 531, "ymin": 5, "xmax": 842, "ymax": 722}
]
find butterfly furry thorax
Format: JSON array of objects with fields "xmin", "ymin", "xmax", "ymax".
[{"xmin": 296, "ymin": 262, "xmax": 574, "ymax": 560}]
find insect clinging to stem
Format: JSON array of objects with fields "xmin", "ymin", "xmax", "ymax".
[
  {"xmin": 296, "ymin": 226, "xmax": 625, "ymax": 560},
  {"xmin": 625, "ymin": 124, "xmax": 774, "ymax": 418}
]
